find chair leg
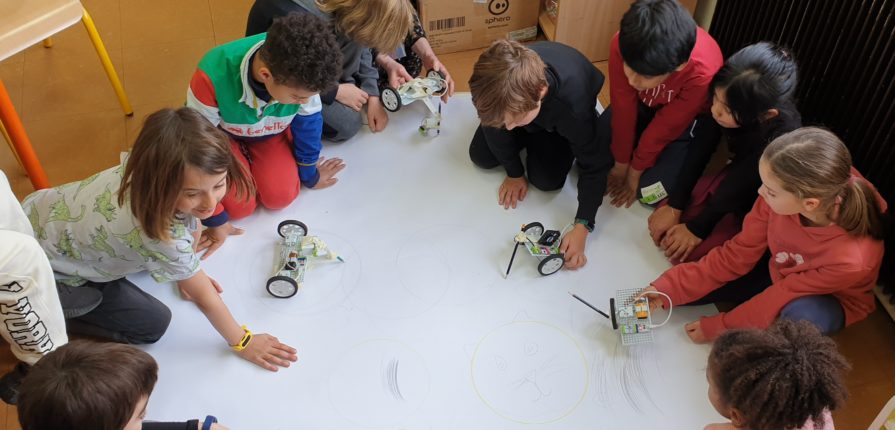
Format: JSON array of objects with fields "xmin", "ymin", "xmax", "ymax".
[
  {"xmin": 42, "ymin": 38, "xmax": 54, "ymax": 48},
  {"xmin": 0, "ymin": 120, "xmax": 28, "ymax": 174},
  {"xmin": 0, "ymin": 80, "xmax": 49, "ymax": 189},
  {"xmin": 81, "ymin": 9, "xmax": 133, "ymax": 116}
]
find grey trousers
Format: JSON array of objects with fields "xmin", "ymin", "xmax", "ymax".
[{"xmin": 322, "ymin": 101, "xmax": 363, "ymax": 142}]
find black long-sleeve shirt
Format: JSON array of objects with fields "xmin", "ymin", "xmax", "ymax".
[
  {"xmin": 668, "ymin": 108, "xmax": 801, "ymax": 238},
  {"xmin": 480, "ymin": 42, "xmax": 612, "ymax": 227}
]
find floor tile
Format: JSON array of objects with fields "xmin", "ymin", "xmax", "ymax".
[
  {"xmin": 21, "ymin": 108, "xmax": 126, "ymax": 188},
  {"xmin": 21, "ymin": 42, "xmax": 126, "ymax": 120},
  {"xmin": 121, "ymin": 38, "xmax": 214, "ymax": 107},
  {"xmin": 209, "ymin": 0, "xmax": 254, "ymax": 45},
  {"xmin": 120, "ymin": 0, "xmax": 214, "ymax": 49}
]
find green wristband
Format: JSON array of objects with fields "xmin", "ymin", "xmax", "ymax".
[{"xmin": 574, "ymin": 218, "xmax": 594, "ymax": 232}]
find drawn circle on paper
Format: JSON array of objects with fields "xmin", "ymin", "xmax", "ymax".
[
  {"xmin": 356, "ymin": 224, "xmax": 499, "ymax": 318},
  {"xmin": 471, "ymin": 321, "xmax": 589, "ymax": 424},
  {"xmin": 243, "ymin": 229, "xmax": 361, "ymax": 317},
  {"xmin": 328, "ymin": 339, "xmax": 430, "ymax": 428}
]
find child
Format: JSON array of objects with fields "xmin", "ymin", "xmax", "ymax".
[
  {"xmin": 245, "ymin": 0, "xmax": 416, "ymax": 140},
  {"xmin": 0, "ymin": 170, "xmax": 67, "ymax": 404},
  {"xmin": 706, "ymin": 320, "xmax": 846, "ymax": 429},
  {"xmin": 18, "ymin": 340, "xmax": 228, "ymax": 430},
  {"xmin": 648, "ymin": 42, "xmax": 802, "ymax": 263},
  {"xmin": 468, "ymin": 39, "xmax": 613, "ymax": 270},
  {"xmin": 23, "ymin": 107, "xmax": 298, "ymax": 371},
  {"xmin": 187, "ymin": 12, "xmax": 345, "ymax": 228},
  {"xmin": 645, "ymin": 127, "xmax": 886, "ymax": 343},
  {"xmin": 604, "ymin": 0, "xmax": 723, "ymax": 207},
  {"xmin": 372, "ymin": 0, "xmax": 456, "ymax": 103}
]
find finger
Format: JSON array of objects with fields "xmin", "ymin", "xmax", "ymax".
[
  {"xmin": 680, "ymin": 246, "xmax": 694, "ymax": 263},
  {"xmin": 510, "ymin": 190, "xmax": 519, "ymax": 209},
  {"xmin": 518, "ymin": 185, "xmax": 527, "ymax": 201},
  {"xmin": 273, "ymin": 342, "xmax": 299, "ymax": 356},
  {"xmin": 202, "ymin": 241, "xmax": 223, "ymax": 259},
  {"xmin": 209, "ymin": 277, "xmax": 223, "ymax": 294},
  {"xmin": 231, "ymin": 227, "xmax": 245, "ymax": 235},
  {"xmin": 264, "ymin": 353, "xmax": 291, "ymax": 368},
  {"xmin": 255, "ymin": 357, "xmax": 278, "ymax": 372}
]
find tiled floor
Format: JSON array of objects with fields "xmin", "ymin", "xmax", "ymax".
[{"xmin": 0, "ymin": 1, "xmax": 891, "ymax": 428}]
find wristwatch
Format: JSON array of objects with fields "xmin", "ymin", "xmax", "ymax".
[{"xmin": 574, "ymin": 218, "xmax": 594, "ymax": 232}]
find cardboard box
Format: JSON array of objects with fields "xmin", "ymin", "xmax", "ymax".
[{"xmin": 419, "ymin": 0, "xmax": 539, "ymax": 55}]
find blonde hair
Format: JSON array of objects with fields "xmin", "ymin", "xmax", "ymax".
[
  {"xmin": 316, "ymin": 0, "xmax": 414, "ymax": 52},
  {"xmin": 762, "ymin": 127, "xmax": 885, "ymax": 239},
  {"xmin": 469, "ymin": 39, "xmax": 547, "ymax": 128},
  {"xmin": 119, "ymin": 108, "xmax": 254, "ymax": 242}
]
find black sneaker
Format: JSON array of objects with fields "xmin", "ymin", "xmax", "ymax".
[
  {"xmin": 56, "ymin": 284, "xmax": 103, "ymax": 319},
  {"xmin": 0, "ymin": 362, "xmax": 29, "ymax": 404}
]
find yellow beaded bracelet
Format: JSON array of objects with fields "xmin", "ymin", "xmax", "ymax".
[{"xmin": 230, "ymin": 325, "xmax": 252, "ymax": 352}]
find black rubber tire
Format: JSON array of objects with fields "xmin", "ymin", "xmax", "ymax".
[
  {"xmin": 380, "ymin": 87, "xmax": 402, "ymax": 112},
  {"xmin": 538, "ymin": 254, "xmax": 565, "ymax": 276},
  {"xmin": 277, "ymin": 220, "xmax": 308, "ymax": 238},
  {"xmin": 267, "ymin": 275, "xmax": 298, "ymax": 298}
]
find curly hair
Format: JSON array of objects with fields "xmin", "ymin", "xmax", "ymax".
[
  {"xmin": 709, "ymin": 319, "xmax": 850, "ymax": 430},
  {"xmin": 260, "ymin": 13, "xmax": 342, "ymax": 93}
]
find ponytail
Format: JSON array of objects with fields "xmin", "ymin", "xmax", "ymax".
[{"xmin": 837, "ymin": 177, "xmax": 886, "ymax": 240}]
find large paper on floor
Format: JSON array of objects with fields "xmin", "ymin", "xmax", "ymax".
[{"xmin": 136, "ymin": 94, "xmax": 724, "ymax": 429}]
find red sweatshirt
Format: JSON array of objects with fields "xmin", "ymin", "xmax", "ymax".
[
  {"xmin": 609, "ymin": 27, "xmax": 723, "ymax": 171},
  {"xmin": 652, "ymin": 173, "xmax": 886, "ymax": 341}
]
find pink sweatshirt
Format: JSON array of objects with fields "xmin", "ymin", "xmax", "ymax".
[{"xmin": 653, "ymin": 173, "xmax": 886, "ymax": 340}]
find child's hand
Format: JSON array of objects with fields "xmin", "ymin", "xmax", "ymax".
[
  {"xmin": 684, "ymin": 320, "xmax": 709, "ymax": 343},
  {"xmin": 429, "ymin": 60, "xmax": 455, "ymax": 103},
  {"xmin": 605, "ymin": 162, "xmax": 628, "ymax": 196},
  {"xmin": 636, "ymin": 286, "xmax": 664, "ymax": 312},
  {"xmin": 647, "ymin": 205, "xmax": 680, "ymax": 245},
  {"xmin": 366, "ymin": 97, "xmax": 389, "ymax": 132},
  {"xmin": 197, "ymin": 222, "xmax": 244, "ymax": 260},
  {"xmin": 210, "ymin": 424, "xmax": 230, "ymax": 430},
  {"xmin": 336, "ymin": 83, "xmax": 369, "ymax": 112},
  {"xmin": 237, "ymin": 333, "xmax": 298, "ymax": 371},
  {"xmin": 310, "ymin": 156, "xmax": 346, "ymax": 189},
  {"xmin": 498, "ymin": 176, "xmax": 528, "ymax": 209},
  {"xmin": 559, "ymin": 224, "xmax": 588, "ymax": 269},
  {"xmin": 611, "ymin": 168, "xmax": 641, "ymax": 208},
  {"xmin": 381, "ymin": 57, "xmax": 413, "ymax": 89},
  {"xmin": 661, "ymin": 224, "xmax": 702, "ymax": 262}
]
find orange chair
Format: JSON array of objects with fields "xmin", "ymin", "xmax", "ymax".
[{"xmin": 0, "ymin": 0, "xmax": 133, "ymax": 189}]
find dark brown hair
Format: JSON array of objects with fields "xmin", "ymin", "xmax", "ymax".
[
  {"xmin": 18, "ymin": 341, "xmax": 159, "ymax": 430},
  {"xmin": 469, "ymin": 39, "xmax": 547, "ymax": 128},
  {"xmin": 763, "ymin": 127, "xmax": 886, "ymax": 239},
  {"xmin": 119, "ymin": 107, "xmax": 254, "ymax": 241},
  {"xmin": 709, "ymin": 320, "xmax": 849, "ymax": 430}
]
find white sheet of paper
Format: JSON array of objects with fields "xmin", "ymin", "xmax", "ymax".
[{"xmin": 135, "ymin": 94, "xmax": 724, "ymax": 429}]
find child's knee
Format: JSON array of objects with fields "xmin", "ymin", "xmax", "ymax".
[
  {"xmin": 323, "ymin": 112, "xmax": 362, "ymax": 142},
  {"xmin": 125, "ymin": 303, "xmax": 172, "ymax": 344},
  {"xmin": 780, "ymin": 295, "xmax": 844, "ymax": 335},
  {"xmin": 528, "ymin": 173, "xmax": 566, "ymax": 191},
  {"xmin": 258, "ymin": 184, "xmax": 300, "ymax": 211}
]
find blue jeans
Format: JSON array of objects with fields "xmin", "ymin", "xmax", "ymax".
[{"xmin": 780, "ymin": 295, "xmax": 845, "ymax": 334}]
